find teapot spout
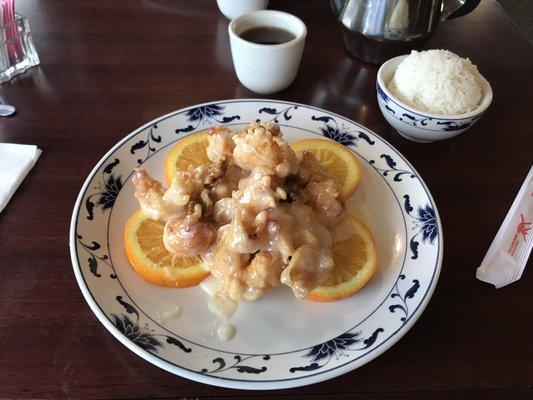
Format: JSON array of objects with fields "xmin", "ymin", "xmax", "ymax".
[
  {"xmin": 330, "ymin": 0, "xmax": 346, "ymax": 18},
  {"xmin": 441, "ymin": 0, "xmax": 480, "ymax": 20}
]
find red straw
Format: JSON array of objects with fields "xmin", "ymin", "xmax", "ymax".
[{"xmin": 1, "ymin": 0, "xmax": 19, "ymax": 64}]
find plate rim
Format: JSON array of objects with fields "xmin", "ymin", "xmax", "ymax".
[{"xmin": 69, "ymin": 98, "xmax": 443, "ymax": 390}]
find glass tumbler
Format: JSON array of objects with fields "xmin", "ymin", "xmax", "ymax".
[{"xmin": 0, "ymin": 14, "xmax": 39, "ymax": 83}]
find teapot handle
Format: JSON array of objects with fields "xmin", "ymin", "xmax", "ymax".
[{"xmin": 442, "ymin": 0, "xmax": 481, "ymax": 20}]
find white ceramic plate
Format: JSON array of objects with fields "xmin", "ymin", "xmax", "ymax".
[{"xmin": 70, "ymin": 99, "xmax": 442, "ymax": 390}]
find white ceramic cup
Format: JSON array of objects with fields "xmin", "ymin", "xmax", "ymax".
[
  {"xmin": 217, "ymin": 0, "xmax": 269, "ymax": 20},
  {"xmin": 228, "ymin": 10, "xmax": 307, "ymax": 94}
]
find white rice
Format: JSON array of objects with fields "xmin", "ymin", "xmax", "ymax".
[{"xmin": 388, "ymin": 49, "xmax": 483, "ymax": 115}]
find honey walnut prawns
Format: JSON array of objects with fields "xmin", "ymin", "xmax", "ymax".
[
  {"xmin": 129, "ymin": 122, "xmax": 371, "ymax": 301},
  {"xmin": 74, "ymin": 99, "xmax": 442, "ymax": 387}
]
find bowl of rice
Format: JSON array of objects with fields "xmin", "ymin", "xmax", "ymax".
[{"xmin": 376, "ymin": 50, "xmax": 493, "ymax": 143}]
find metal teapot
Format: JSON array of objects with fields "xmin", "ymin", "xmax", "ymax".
[{"xmin": 331, "ymin": 0, "xmax": 480, "ymax": 64}]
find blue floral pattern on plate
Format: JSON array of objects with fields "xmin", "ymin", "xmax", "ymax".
[
  {"xmin": 289, "ymin": 327, "xmax": 385, "ymax": 373},
  {"xmin": 175, "ymin": 104, "xmax": 240, "ymax": 133},
  {"xmin": 403, "ymin": 195, "xmax": 439, "ymax": 260},
  {"xmin": 84, "ymin": 158, "xmax": 123, "ymax": 220},
  {"xmin": 112, "ymin": 296, "xmax": 191, "ymax": 353}
]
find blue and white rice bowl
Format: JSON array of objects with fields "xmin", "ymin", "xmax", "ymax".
[{"xmin": 377, "ymin": 55, "xmax": 493, "ymax": 143}]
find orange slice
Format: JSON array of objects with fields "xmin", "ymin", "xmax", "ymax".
[
  {"xmin": 124, "ymin": 209, "xmax": 209, "ymax": 287},
  {"xmin": 290, "ymin": 138, "xmax": 361, "ymax": 199},
  {"xmin": 308, "ymin": 214, "xmax": 377, "ymax": 302},
  {"xmin": 164, "ymin": 131, "xmax": 210, "ymax": 183}
]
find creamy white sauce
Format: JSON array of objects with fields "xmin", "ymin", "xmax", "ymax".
[
  {"xmin": 156, "ymin": 305, "xmax": 182, "ymax": 321},
  {"xmin": 200, "ymin": 275, "xmax": 221, "ymax": 296},
  {"xmin": 217, "ymin": 323, "xmax": 236, "ymax": 342},
  {"xmin": 207, "ymin": 293, "xmax": 237, "ymax": 319},
  {"xmin": 201, "ymin": 276, "xmax": 238, "ymax": 342}
]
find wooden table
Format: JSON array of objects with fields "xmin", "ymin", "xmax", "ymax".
[{"xmin": 0, "ymin": 0, "xmax": 531, "ymax": 398}]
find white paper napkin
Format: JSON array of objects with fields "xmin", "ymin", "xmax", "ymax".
[{"xmin": 0, "ymin": 143, "xmax": 42, "ymax": 213}]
